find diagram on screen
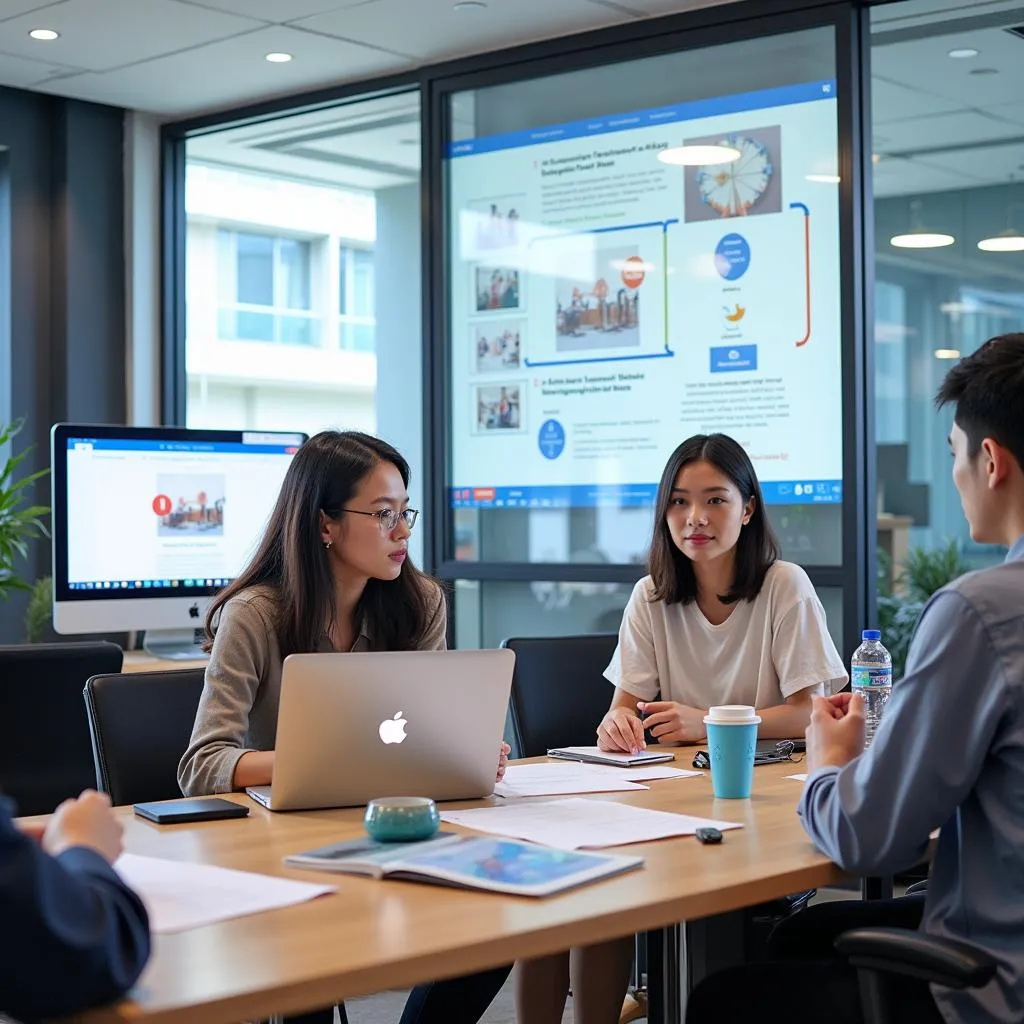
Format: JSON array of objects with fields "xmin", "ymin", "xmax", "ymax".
[
  {"xmin": 555, "ymin": 243, "xmax": 643, "ymax": 353},
  {"xmin": 685, "ymin": 125, "xmax": 781, "ymax": 222},
  {"xmin": 526, "ymin": 222, "xmax": 673, "ymax": 368},
  {"xmin": 155, "ymin": 475, "xmax": 225, "ymax": 537}
]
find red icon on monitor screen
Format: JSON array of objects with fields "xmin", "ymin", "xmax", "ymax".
[{"xmin": 152, "ymin": 494, "xmax": 172, "ymax": 516}]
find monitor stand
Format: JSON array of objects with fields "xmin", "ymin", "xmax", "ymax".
[{"xmin": 142, "ymin": 628, "xmax": 209, "ymax": 661}]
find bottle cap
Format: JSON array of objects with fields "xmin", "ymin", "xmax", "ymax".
[{"xmin": 862, "ymin": 629, "xmax": 881, "ymax": 641}]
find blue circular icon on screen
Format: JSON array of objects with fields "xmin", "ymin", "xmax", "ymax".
[
  {"xmin": 715, "ymin": 233, "xmax": 751, "ymax": 280},
  {"xmin": 539, "ymin": 419, "xmax": 566, "ymax": 460}
]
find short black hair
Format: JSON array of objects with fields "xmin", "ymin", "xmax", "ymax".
[
  {"xmin": 935, "ymin": 333, "xmax": 1024, "ymax": 467},
  {"xmin": 648, "ymin": 433, "xmax": 779, "ymax": 606}
]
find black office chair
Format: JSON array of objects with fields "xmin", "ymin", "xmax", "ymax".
[
  {"xmin": 502, "ymin": 633, "xmax": 619, "ymax": 758},
  {"xmin": 0, "ymin": 641, "xmax": 124, "ymax": 816},
  {"xmin": 836, "ymin": 927, "xmax": 996, "ymax": 1024},
  {"xmin": 83, "ymin": 668, "xmax": 206, "ymax": 805}
]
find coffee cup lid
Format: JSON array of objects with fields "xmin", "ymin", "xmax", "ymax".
[{"xmin": 703, "ymin": 704, "xmax": 761, "ymax": 725}]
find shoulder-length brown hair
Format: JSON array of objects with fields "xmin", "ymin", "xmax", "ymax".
[
  {"xmin": 648, "ymin": 433, "xmax": 779, "ymax": 606},
  {"xmin": 205, "ymin": 431, "xmax": 439, "ymax": 656}
]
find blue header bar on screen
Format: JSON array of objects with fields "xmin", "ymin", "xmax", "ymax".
[
  {"xmin": 66, "ymin": 439, "xmax": 300, "ymax": 455},
  {"xmin": 446, "ymin": 79, "xmax": 837, "ymax": 158},
  {"xmin": 449, "ymin": 481, "xmax": 842, "ymax": 508}
]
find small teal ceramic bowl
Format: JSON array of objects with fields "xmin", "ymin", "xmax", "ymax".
[{"xmin": 364, "ymin": 796, "xmax": 440, "ymax": 842}]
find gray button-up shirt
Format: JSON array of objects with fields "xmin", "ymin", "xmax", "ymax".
[{"xmin": 800, "ymin": 534, "xmax": 1024, "ymax": 1023}]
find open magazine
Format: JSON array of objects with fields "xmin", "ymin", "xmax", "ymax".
[{"xmin": 285, "ymin": 832, "xmax": 643, "ymax": 897}]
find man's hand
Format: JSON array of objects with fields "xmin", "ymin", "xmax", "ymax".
[
  {"xmin": 637, "ymin": 701, "xmax": 707, "ymax": 745},
  {"xmin": 496, "ymin": 741, "xmax": 511, "ymax": 783},
  {"xmin": 17, "ymin": 822, "xmax": 47, "ymax": 843},
  {"xmin": 42, "ymin": 790, "xmax": 124, "ymax": 864},
  {"xmin": 597, "ymin": 707, "xmax": 645, "ymax": 753},
  {"xmin": 806, "ymin": 693, "xmax": 866, "ymax": 774}
]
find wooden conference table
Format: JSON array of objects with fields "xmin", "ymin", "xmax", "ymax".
[{"xmin": 37, "ymin": 757, "xmax": 845, "ymax": 1024}]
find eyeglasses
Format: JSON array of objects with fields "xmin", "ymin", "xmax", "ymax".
[
  {"xmin": 342, "ymin": 507, "xmax": 419, "ymax": 533},
  {"xmin": 692, "ymin": 740, "xmax": 803, "ymax": 770}
]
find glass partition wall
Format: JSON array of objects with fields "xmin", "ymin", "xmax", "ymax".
[
  {"xmin": 431, "ymin": 14, "xmax": 867, "ymax": 654},
  {"xmin": 165, "ymin": 1, "xmax": 876, "ymax": 662}
]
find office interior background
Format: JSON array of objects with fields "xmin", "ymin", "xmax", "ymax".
[{"xmin": 1, "ymin": 0, "xmax": 1021, "ymax": 653}]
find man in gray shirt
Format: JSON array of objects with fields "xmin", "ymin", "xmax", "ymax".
[{"xmin": 686, "ymin": 332, "xmax": 1024, "ymax": 1023}]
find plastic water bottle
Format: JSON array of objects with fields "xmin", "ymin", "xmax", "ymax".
[{"xmin": 851, "ymin": 629, "xmax": 892, "ymax": 746}]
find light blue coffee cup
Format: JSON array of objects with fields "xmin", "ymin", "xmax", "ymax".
[
  {"xmin": 364, "ymin": 796, "xmax": 440, "ymax": 842},
  {"xmin": 703, "ymin": 705, "xmax": 761, "ymax": 799}
]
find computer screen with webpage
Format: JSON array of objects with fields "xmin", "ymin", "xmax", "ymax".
[{"xmin": 51, "ymin": 424, "xmax": 306, "ymax": 657}]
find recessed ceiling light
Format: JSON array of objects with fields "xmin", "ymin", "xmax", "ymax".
[
  {"xmin": 948, "ymin": 47, "xmax": 979, "ymax": 58},
  {"xmin": 265, "ymin": 52, "xmax": 293, "ymax": 63},
  {"xmin": 805, "ymin": 173, "xmax": 841, "ymax": 184},
  {"xmin": 890, "ymin": 231, "xmax": 956, "ymax": 249},
  {"xmin": 29, "ymin": 28, "xmax": 59, "ymax": 40},
  {"xmin": 658, "ymin": 144, "xmax": 741, "ymax": 167},
  {"xmin": 453, "ymin": 1, "xmax": 487, "ymax": 9},
  {"xmin": 977, "ymin": 229, "xmax": 1024, "ymax": 252},
  {"xmin": 969, "ymin": 67, "xmax": 999, "ymax": 75},
  {"xmin": 934, "ymin": 349, "xmax": 961, "ymax": 359}
]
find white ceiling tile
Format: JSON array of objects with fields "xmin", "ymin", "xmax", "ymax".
[
  {"xmin": 916, "ymin": 140, "xmax": 1024, "ymax": 183},
  {"xmin": 0, "ymin": 0, "xmax": 265, "ymax": 73},
  {"xmin": 0, "ymin": 0, "xmax": 64, "ymax": 19},
  {"xmin": 984, "ymin": 102, "xmax": 1024, "ymax": 129},
  {"xmin": 296, "ymin": 0, "xmax": 630, "ymax": 62},
  {"xmin": 873, "ymin": 27, "xmax": 1024, "ymax": 109},
  {"xmin": 876, "ymin": 109, "xmax": 1024, "ymax": 157},
  {"xmin": 178, "ymin": 0, "xmax": 368, "ymax": 22},
  {"xmin": 0, "ymin": 50, "xmax": 83, "ymax": 87},
  {"xmin": 871, "ymin": 77, "xmax": 964, "ymax": 125},
  {"xmin": 30, "ymin": 23, "xmax": 410, "ymax": 115},
  {"xmin": 590, "ymin": 0, "xmax": 733, "ymax": 14},
  {"xmin": 872, "ymin": 156, "xmax": 982, "ymax": 199}
]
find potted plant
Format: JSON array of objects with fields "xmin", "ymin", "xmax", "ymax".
[
  {"xmin": 24, "ymin": 574, "xmax": 54, "ymax": 642},
  {"xmin": 0, "ymin": 418, "xmax": 50, "ymax": 602},
  {"xmin": 877, "ymin": 539, "xmax": 970, "ymax": 678}
]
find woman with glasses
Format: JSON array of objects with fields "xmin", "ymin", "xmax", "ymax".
[
  {"xmin": 178, "ymin": 430, "xmax": 511, "ymax": 1024},
  {"xmin": 514, "ymin": 433, "xmax": 847, "ymax": 1024}
]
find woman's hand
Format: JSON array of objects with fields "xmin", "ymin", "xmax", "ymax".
[
  {"xmin": 637, "ymin": 701, "xmax": 706, "ymax": 744},
  {"xmin": 496, "ymin": 741, "xmax": 511, "ymax": 783},
  {"xmin": 597, "ymin": 707, "xmax": 646, "ymax": 753}
]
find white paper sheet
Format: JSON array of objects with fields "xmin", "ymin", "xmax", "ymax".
[
  {"xmin": 495, "ymin": 764, "xmax": 649, "ymax": 798},
  {"xmin": 787, "ymin": 774, "xmax": 809, "ymax": 782},
  {"xmin": 587, "ymin": 765, "xmax": 702, "ymax": 782},
  {"xmin": 115, "ymin": 853, "xmax": 336, "ymax": 934},
  {"xmin": 442, "ymin": 797, "xmax": 742, "ymax": 849}
]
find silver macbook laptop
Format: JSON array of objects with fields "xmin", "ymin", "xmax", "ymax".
[{"xmin": 246, "ymin": 648, "xmax": 515, "ymax": 811}]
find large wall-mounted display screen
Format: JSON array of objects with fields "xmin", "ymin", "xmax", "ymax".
[
  {"xmin": 445, "ymin": 28, "xmax": 844, "ymax": 566},
  {"xmin": 449, "ymin": 81, "xmax": 841, "ymax": 508}
]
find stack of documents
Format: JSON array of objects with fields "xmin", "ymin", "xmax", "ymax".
[
  {"xmin": 495, "ymin": 761, "xmax": 700, "ymax": 799},
  {"xmin": 442, "ymin": 797, "xmax": 742, "ymax": 850}
]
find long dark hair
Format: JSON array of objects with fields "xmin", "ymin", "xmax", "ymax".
[
  {"xmin": 647, "ymin": 433, "xmax": 779, "ymax": 606},
  {"xmin": 205, "ymin": 431, "xmax": 439, "ymax": 656}
]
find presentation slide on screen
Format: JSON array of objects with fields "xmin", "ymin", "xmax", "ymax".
[
  {"xmin": 448, "ymin": 80, "xmax": 842, "ymax": 508},
  {"xmin": 64, "ymin": 438, "xmax": 298, "ymax": 587}
]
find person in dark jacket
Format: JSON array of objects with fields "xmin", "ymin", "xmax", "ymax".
[{"xmin": 0, "ymin": 789, "xmax": 151, "ymax": 1021}]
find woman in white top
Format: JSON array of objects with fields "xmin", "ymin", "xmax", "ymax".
[{"xmin": 515, "ymin": 432, "xmax": 847, "ymax": 1024}]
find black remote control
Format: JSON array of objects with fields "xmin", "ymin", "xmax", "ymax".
[{"xmin": 695, "ymin": 827, "xmax": 723, "ymax": 845}]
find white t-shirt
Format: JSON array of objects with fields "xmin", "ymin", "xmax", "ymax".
[{"xmin": 604, "ymin": 561, "xmax": 848, "ymax": 710}]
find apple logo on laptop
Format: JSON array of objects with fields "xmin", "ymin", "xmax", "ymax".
[
  {"xmin": 188, "ymin": 603, "xmax": 200, "ymax": 619},
  {"xmin": 379, "ymin": 712, "xmax": 408, "ymax": 745}
]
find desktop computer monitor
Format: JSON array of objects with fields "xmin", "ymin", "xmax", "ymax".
[{"xmin": 51, "ymin": 424, "xmax": 307, "ymax": 659}]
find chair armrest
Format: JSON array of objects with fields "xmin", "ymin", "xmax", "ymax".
[
  {"xmin": 904, "ymin": 879, "xmax": 929, "ymax": 897},
  {"xmin": 836, "ymin": 928, "xmax": 997, "ymax": 990}
]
